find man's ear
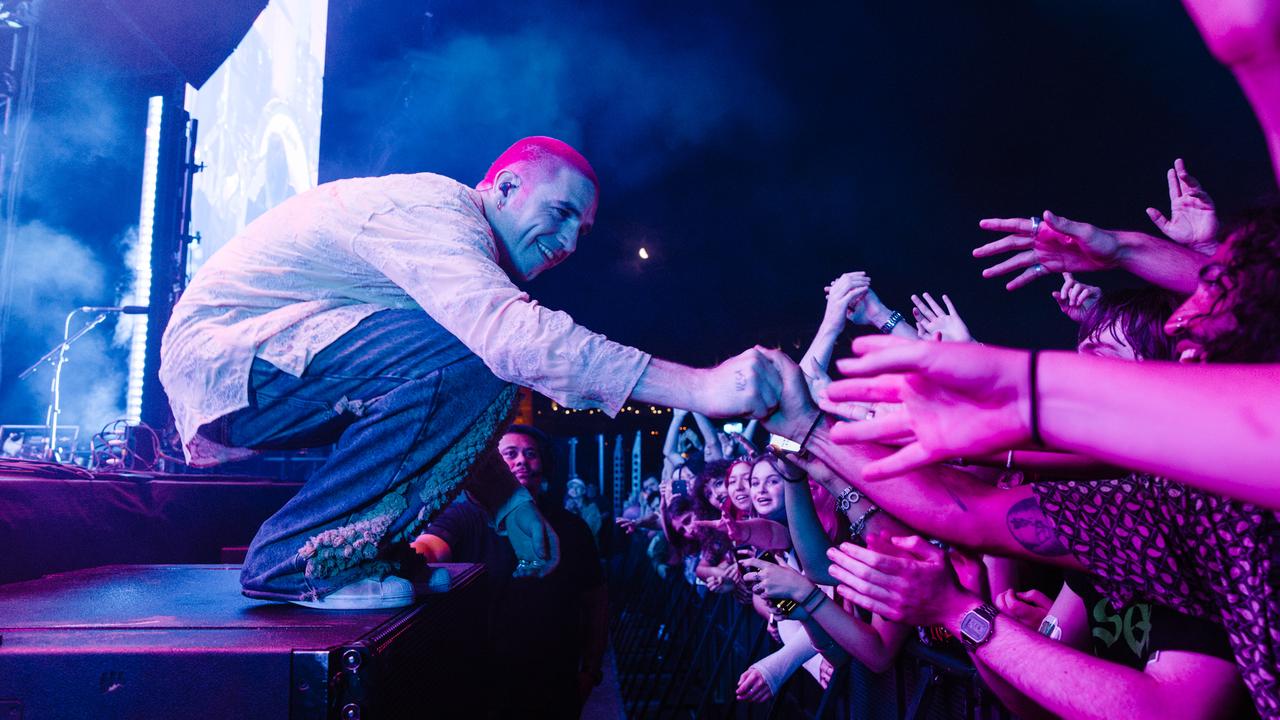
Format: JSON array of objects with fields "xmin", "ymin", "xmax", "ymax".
[{"xmin": 494, "ymin": 169, "xmax": 521, "ymax": 198}]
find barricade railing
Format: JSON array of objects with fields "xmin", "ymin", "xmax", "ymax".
[{"xmin": 607, "ymin": 536, "xmax": 1014, "ymax": 720}]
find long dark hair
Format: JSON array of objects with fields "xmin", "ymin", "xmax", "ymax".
[
  {"xmin": 691, "ymin": 459, "xmax": 732, "ymax": 517},
  {"xmin": 1200, "ymin": 205, "xmax": 1280, "ymax": 363},
  {"xmin": 1078, "ymin": 288, "xmax": 1178, "ymax": 361},
  {"xmin": 664, "ymin": 494, "xmax": 732, "ymax": 564}
]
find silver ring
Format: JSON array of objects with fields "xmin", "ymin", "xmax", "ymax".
[
  {"xmin": 1033, "ymin": 263, "xmax": 1046, "ymax": 275},
  {"xmin": 1029, "ymin": 216, "xmax": 1041, "ymax": 238}
]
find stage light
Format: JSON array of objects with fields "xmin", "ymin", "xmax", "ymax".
[
  {"xmin": 125, "ymin": 96, "xmax": 162, "ymax": 425},
  {"xmin": 638, "ymin": 247, "xmax": 649, "ymax": 260}
]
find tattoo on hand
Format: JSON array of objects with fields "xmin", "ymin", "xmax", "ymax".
[
  {"xmin": 1006, "ymin": 497, "xmax": 1069, "ymax": 557},
  {"xmin": 734, "ymin": 369, "xmax": 747, "ymax": 392}
]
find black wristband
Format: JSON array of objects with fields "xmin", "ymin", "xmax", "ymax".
[
  {"xmin": 1028, "ymin": 350, "xmax": 1043, "ymax": 447},
  {"xmin": 797, "ymin": 586, "xmax": 823, "ymax": 610},
  {"xmin": 800, "ymin": 411, "xmax": 824, "ymax": 453}
]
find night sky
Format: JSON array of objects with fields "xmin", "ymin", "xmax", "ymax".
[{"xmin": 1, "ymin": 0, "xmax": 1274, "ymax": 432}]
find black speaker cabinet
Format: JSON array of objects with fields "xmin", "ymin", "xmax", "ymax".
[{"xmin": 0, "ymin": 564, "xmax": 488, "ymax": 719}]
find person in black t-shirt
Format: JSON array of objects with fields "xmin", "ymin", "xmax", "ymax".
[
  {"xmin": 411, "ymin": 425, "xmax": 607, "ymax": 718},
  {"xmin": 985, "ymin": 571, "xmax": 1254, "ymax": 719}
]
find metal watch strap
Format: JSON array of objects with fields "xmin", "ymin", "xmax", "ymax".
[
  {"xmin": 879, "ymin": 310, "xmax": 904, "ymax": 334},
  {"xmin": 958, "ymin": 602, "xmax": 999, "ymax": 651}
]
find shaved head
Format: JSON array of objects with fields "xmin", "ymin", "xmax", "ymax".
[{"xmin": 479, "ymin": 136, "xmax": 599, "ymax": 192}]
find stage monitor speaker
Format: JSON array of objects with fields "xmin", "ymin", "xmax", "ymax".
[{"xmin": 0, "ymin": 563, "xmax": 489, "ymax": 719}]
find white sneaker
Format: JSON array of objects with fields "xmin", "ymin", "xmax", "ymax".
[{"xmin": 290, "ymin": 576, "xmax": 416, "ymax": 610}]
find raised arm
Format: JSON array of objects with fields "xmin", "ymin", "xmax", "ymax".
[
  {"xmin": 801, "ymin": 272, "xmax": 869, "ymax": 383},
  {"xmin": 778, "ymin": 462, "xmax": 839, "ymax": 585},
  {"xmin": 692, "ymin": 412, "xmax": 725, "ymax": 462},
  {"xmin": 1179, "ymin": 0, "xmax": 1280, "ymax": 187},
  {"xmin": 663, "ymin": 409, "xmax": 689, "ymax": 466}
]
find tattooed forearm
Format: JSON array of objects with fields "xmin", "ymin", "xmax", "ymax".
[{"xmin": 1005, "ymin": 497, "xmax": 1070, "ymax": 557}]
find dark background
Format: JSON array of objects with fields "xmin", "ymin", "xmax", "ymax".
[{"xmin": 1, "ymin": 0, "xmax": 1274, "ymax": 432}]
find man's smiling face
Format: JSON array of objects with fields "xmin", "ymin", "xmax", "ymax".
[{"xmin": 491, "ymin": 165, "xmax": 597, "ymax": 281}]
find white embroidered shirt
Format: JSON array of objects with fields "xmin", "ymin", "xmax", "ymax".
[{"xmin": 159, "ymin": 173, "xmax": 650, "ymax": 466}]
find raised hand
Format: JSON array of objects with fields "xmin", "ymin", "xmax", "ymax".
[
  {"xmin": 822, "ymin": 271, "xmax": 871, "ymax": 329},
  {"xmin": 976, "ymin": 211, "xmax": 1122, "ymax": 290},
  {"xmin": 826, "ymin": 336, "xmax": 1031, "ymax": 479},
  {"xmin": 1051, "ymin": 272, "xmax": 1101, "ymax": 323},
  {"xmin": 910, "ymin": 292, "xmax": 973, "ymax": 343},
  {"xmin": 1146, "ymin": 158, "xmax": 1219, "ymax": 255}
]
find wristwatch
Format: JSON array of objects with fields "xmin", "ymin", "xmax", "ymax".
[
  {"xmin": 879, "ymin": 310, "xmax": 904, "ymax": 334},
  {"xmin": 957, "ymin": 602, "xmax": 999, "ymax": 651}
]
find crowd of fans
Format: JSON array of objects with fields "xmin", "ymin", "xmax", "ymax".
[
  {"xmin": 610, "ymin": 143, "xmax": 1270, "ymax": 716},
  {"xmin": 389, "ymin": 2, "xmax": 1280, "ymax": 717},
  {"xmin": 606, "ymin": 3, "xmax": 1280, "ymax": 715}
]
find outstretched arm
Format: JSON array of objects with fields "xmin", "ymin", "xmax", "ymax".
[
  {"xmin": 830, "ymin": 536, "xmax": 1247, "ymax": 720},
  {"xmin": 631, "ymin": 351, "xmax": 782, "ymax": 419},
  {"xmin": 975, "ymin": 214, "xmax": 1208, "ymax": 294},
  {"xmin": 1180, "ymin": 0, "xmax": 1280, "ymax": 187},
  {"xmin": 828, "ymin": 336, "xmax": 1280, "ymax": 509},
  {"xmin": 756, "ymin": 348, "xmax": 1082, "ymax": 567}
]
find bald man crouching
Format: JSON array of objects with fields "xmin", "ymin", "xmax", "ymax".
[{"xmin": 159, "ymin": 137, "xmax": 781, "ymax": 609}]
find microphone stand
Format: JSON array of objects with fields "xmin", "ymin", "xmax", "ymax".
[{"xmin": 18, "ymin": 309, "xmax": 109, "ymax": 461}]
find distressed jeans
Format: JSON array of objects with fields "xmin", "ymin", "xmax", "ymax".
[{"xmin": 217, "ymin": 309, "xmax": 515, "ymax": 601}]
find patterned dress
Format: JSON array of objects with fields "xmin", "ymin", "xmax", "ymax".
[{"xmin": 1035, "ymin": 474, "xmax": 1279, "ymax": 718}]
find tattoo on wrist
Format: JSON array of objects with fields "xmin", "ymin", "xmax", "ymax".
[
  {"xmin": 734, "ymin": 369, "xmax": 747, "ymax": 391},
  {"xmin": 1005, "ymin": 497, "xmax": 1069, "ymax": 557}
]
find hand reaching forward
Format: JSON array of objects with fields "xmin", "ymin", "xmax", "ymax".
[
  {"xmin": 699, "ymin": 347, "xmax": 783, "ymax": 419},
  {"xmin": 1146, "ymin": 158, "xmax": 1219, "ymax": 255},
  {"xmin": 976, "ymin": 211, "xmax": 1121, "ymax": 290},
  {"xmin": 506, "ymin": 501, "xmax": 562, "ymax": 578},
  {"xmin": 1051, "ymin": 272, "xmax": 1101, "ymax": 324},
  {"xmin": 826, "ymin": 336, "xmax": 1032, "ymax": 479},
  {"xmin": 910, "ymin": 292, "xmax": 972, "ymax": 342},
  {"xmin": 827, "ymin": 532, "xmax": 968, "ymax": 626}
]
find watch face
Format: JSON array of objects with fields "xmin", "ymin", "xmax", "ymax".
[{"xmin": 960, "ymin": 613, "xmax": 991, "ymax": 643}]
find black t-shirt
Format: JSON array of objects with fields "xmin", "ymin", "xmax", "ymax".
[
  {"xmin": 1065, "ymin": 572, "xmax": 1235, "ymax": 669},
  {"xmin": 426, "ymin": 493, "xmax": 605, "ymax": 712}
]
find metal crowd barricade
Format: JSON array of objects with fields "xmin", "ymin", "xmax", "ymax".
[{"xmin": 608, "ymin": 535, "xmax": 1015, "ymax": 719}]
